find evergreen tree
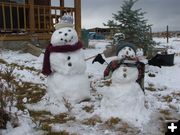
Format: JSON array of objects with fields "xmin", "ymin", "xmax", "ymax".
[{"xmin": 104, "ymin": 0, "xmax": 155, "ymax": 55}]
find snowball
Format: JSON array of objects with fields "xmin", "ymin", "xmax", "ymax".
[{"xmin": 23, "ymin": 97, "xmax": 28, "ymax": 103}]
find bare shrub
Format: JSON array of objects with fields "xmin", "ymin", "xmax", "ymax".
[
  {"xmin": 0, "ymin": 65, "xmax": 19, "ymax": 129},
  {"xmin": 62, "ymin": 97, "xmax": 73, "ymax": 112}
]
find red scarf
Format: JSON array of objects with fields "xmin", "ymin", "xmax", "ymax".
[{"xmin": 42, "ymin": 41, "xmax": 83, "ymax": 75}]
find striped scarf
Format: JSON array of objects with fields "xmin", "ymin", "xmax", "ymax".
[{"xmin": 104, "ymin": 58, "xmax": 145, "ymax": 90}]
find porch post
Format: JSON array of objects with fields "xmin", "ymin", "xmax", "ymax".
[
  {"xmin": 60, "ymin": 0, "xmax": 64, "ymax": 6},
  {"xmin": 29, "ymin": 0, "xmax": 35, "ymax": 32},
  {"xmin": 60, "ymin": 0, "xmax": 65, "ymax": 16},
  {"xmin": 74, "ymin": 0, "xmax": 81, "ymax": 38}
]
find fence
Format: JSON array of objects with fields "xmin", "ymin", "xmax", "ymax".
[{"xmin": 0, "ymin": 1, "xmax": 76, "ymax": 41}]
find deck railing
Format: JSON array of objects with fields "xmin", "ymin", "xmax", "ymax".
[{"xmin": 0, "ymin": 2, "xmax": 75, "ymax": 40}]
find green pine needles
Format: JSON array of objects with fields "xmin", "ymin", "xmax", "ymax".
[{"xmin": 104, "ymin": 0, "xmax": 156, "ymax": 55}]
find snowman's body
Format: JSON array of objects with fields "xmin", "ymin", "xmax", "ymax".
[
  {"xmin": 50, "ymin": 50, "xmax": 86, "ymax": 75},
  {"xmin": 46, "ymin": 27, "xmax": 90, "ymax": 104},
  {"xmin": 99, "ymin": 46, "xmax": 149, "ymax": 127}
]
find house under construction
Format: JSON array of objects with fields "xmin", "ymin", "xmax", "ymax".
[{"xmin": 0, "ymin": 0, "xmax": 81, "ymax": 47}]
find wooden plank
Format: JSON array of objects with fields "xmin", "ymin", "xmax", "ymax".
[
  {"xmin": 167, "ymin": 25, "xmax": 169, "ymax": 43},
  {"xmin": 60, "ymin": 0, "xmax": 65, "ymax": 7},
  {"xmin": 2, "ymin": 3, "xmax": 6, "ymax": 30},
  {"xmin": 43, "ymin": 7, "xmax": 46, "ymax": 30},
  {"xmin": 74, "ymin": 0, "xmax": 81, "ymax": 38},
  {"xmin": 16, "ymin": 5, "xmax": 20, "ymax": 30},
  {"xmin": 49, "ymin": 6, "xmax": 52, "ymax": 30},
  {"xmin": 23, "ymin": 43, "xmax": 42, "ymax": 57},
  {"xmin": 0, "ymin": 33, "xmax": 51, "ymax": 41},
  {"xmin": 23, "ymin": 5, "xmax": 27, "ymax": 30},
  {"xmin": 60, "ymin": 0, "xmax": 64, "ymax": 16},
  {"xmin": 9, "ymin": 3, "xmax": 13, "ymax": 30},
  {"xmin": 34, "ymin": 0, "xmax": 50, "ymax": 5},
  {"xmin": 29, "ymin": 0, "xmax": 35, "ymax": 32},
  {"xmin": 38, "ymin": 6, "xmax": 40, "ymax": 30}
]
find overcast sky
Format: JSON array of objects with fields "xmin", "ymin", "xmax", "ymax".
[{"xmin": 54, "ymin": 0, "xmax": 180, "ymax": 32}]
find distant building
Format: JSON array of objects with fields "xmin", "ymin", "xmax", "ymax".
[
  {"xmin": 88, "ymin": 27, "xmax": 117, "ymax": 39},
  {"xmin": 88, "ymin": 32, "xmax": 105, "ymax": 40},
  {"xmin": 152, "ymin": 31, "xmax": 180, "ymax": 38}
]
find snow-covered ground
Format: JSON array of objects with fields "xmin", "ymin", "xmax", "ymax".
[{"xmin": 0, "ymin": 38, "xmax": 180, "ymax": 135}]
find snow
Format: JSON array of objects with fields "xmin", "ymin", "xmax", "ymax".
[
  {"xmin": 47, "ymin": 73, "xmax": 90, "ymax": 105},
  {"xmin": 96, "ymin": 84, "xmax": 150, "ymax": 127},
  {"xmin": 0, "ymin": 37, "xmax": 180, "ymax": 135},
  {"xmin": 26, "ymin": 95, "xmax": 68, "ymax": 115},
  {"xmin": 146, "ymin": 65, "xmax": 180, "ymax": 90},
  {"xmin": 1, "ymin": 110, "xmax": 43, "ymax": 135}
]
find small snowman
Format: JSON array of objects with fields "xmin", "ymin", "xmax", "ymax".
[
  {"xmin": 104, "ymin": 43, "xmax": 145, "ymax": 86},
  {"xmin": 42, "ymin": 15, "xmax": 90, "ymax": 105},
  {"xmin": 98, "ymin": 43, "xmax": 149, "ymax": 127}
]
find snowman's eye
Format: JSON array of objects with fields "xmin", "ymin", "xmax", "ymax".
[
  {"xmin": 68, "ymin": 29, "xmax": 71, "ymax": 32},
  {"xmin": 67, "ymin": 56, "xmax": 71, "ymax": 60},
  {"xmin": 59, "ymin": 31, "xmax": 62, "ymax": 34},
  {"xmin": 129, "ymin": 48, "xmax": 131, "ymax": 51}
]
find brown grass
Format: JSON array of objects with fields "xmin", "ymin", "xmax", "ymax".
[
  {"xmin": 82, "ymin": 105, "xmax": 94, "ymax": 113},
  {"xmin": 82, "ymin": 115, "xmax": 102, "ymax": 126},
  {"xmin": 0, "ymin": 59, "xmax": 46, "ymax": 130},
  {"xmin": 145, "ymin": 83, "xmax": 156, "ymax": 91},
  {"xmin": 104, "ymin": 117, "xmax": 121, "ymax": 127},
  {"xmin": 162, "ymin": 95, "xmax": 173, "ymax": 102},
  {"xmin": 0, "ymin": 109, "xmax": 11, "ymax": 129}
]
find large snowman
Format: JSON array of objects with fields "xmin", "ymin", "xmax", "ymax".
[
  {"xmin": 97, "ymin": 43, "xmax": 150, "ymax": 127},
  {"xmin": 42, "ymin": 15, "xmax": 90, "ymax": 105}
]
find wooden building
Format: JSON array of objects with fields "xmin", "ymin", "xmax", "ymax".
[
  {"xmin": 88, "ymin": 27, "xmax": 117, "ymax": 39},
  {"xmin": 88, "ymin": 27, "xmax": 110, "ymax": 36},
  {"xmin": 0, "ymin": 0, "xmax": 81, "ymax": 42}
]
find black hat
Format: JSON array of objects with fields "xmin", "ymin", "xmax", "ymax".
[{"xmin": 116, "ymin": 42, "xmax": 137, "ymax": 56}]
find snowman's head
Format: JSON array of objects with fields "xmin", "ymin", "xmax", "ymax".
[
  {"xmin": 50, "ymin": 27, "xmax": 78, "ymax": 46},
  {"xmin": 117, "ymin": 46, "xmax": 136, "ymax": 59}
]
